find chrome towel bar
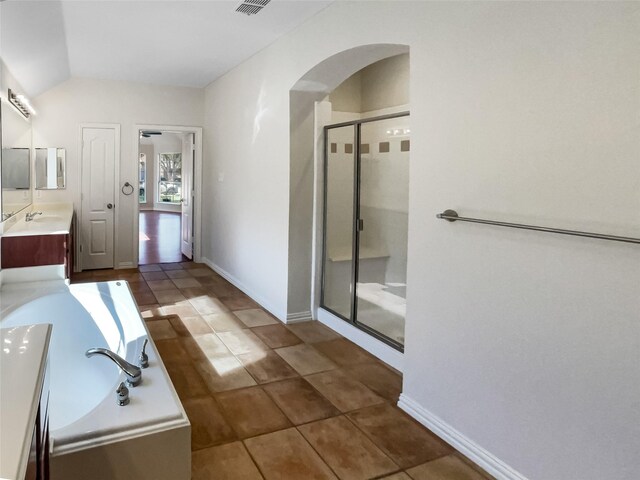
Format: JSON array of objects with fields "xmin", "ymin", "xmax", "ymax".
[{"xmin": 436, "ymin": 209, "xmax": 640, "ymax": 245}]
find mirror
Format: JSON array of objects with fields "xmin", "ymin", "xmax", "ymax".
[
  {"xmin": 35, "ymin": 148, "xmax": 65, "ymax": 189},
  {"xmin": 1, "ymin": 99, "xmax": 33, "ymax": 221}
]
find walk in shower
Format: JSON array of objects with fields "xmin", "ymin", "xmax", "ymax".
[{"xmin": 321, "ymin": 112, "xmax": 409, "ymax": 351}]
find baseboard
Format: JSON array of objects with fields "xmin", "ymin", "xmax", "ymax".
[
  {"xmin": 286, "ymin": 311, "xmax": 313, "ymax": 323},
  {"xmin": 118, "ymin": 262, "xmax": 134, "ymax": 269},
  {"xmin": 397, "ymin": 394, "xmax": 527, "ymax": 480},
  {"xmin": 201, "ymin": 257, "xmax": 284, "ymax": 322}
]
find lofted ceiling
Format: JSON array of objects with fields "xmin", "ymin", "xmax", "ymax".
[{"xmin": 0, "ymin": 0, "xmax": 332, "ymax": 97}]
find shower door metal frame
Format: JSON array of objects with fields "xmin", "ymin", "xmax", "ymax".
[{"xmin": 320, "ymin": 111, "xmax": 409, "ymax": 352}]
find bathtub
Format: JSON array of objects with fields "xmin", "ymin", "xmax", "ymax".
[{"xmin": 0, "ymin": 281, "xmax": 190, "ymax": 480}]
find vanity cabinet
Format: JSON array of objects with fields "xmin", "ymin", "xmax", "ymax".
[
  {"xmin": 1, "ymin": 233, "xmax": 72, "ymax": 278},
  {"xmin": 1, "ymin": 219, "xmax": 74, "ymax": 279}
]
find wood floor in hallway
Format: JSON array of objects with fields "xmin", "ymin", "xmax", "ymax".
[{"xmin": 139, "ymin": 210, "xmax": 189, "ymax": 264}]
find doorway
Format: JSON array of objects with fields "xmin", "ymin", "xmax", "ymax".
[
  {"xmin": 321, "ymin": 112, "xmax": 410, "ymax": 351},
  {"xmin": 134, "ymin": 125, "xmax": 202, "ymax": 266}
]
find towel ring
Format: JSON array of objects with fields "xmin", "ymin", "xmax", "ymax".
[{"xmin": 122, "ymin": 182, "xmax": 134, "ymax": 196}]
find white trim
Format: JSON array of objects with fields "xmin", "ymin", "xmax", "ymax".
[
  {"xmin": 286, "ymin": 311, "xmax": 313, "ymax": 323},
  {"xmin": 397, "ymin": 394, "xmax": 528, "ymax": 480},
  {"xmin": 201, "ymin": 257, "xmax": 283, "ymax": 321},
  {"xmin": 1, "ymin": 265, "xmax": 65, "ymax": 284},
  {"xmin": 77, "ymin": 123, "xmax": 121, "ymax": 272},
  {"xmin": 317, "ymin": 308, "xmax": 404, "ymax": 372},
  {"xmin": 132, "ymin": 124, "xmax": 203, "ymax": 267}
]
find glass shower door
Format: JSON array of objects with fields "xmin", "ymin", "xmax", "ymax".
[
  {"xmin": 321, "ymin": 125, "xmax": 356, "ymax": 320},
  {"xmin": 356, "ymin": 117, "xmax": 409, "ymax": 346}
]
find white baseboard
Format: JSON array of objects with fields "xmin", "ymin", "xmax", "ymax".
[
  {"xmin": 201, "ymin": 257, "xmax": 284, "ymax": 322},
  {"xmin": 286, "ymin": 311, "xmax": 313, "ymax": 323},
  {"xmin": 118, "ymin": 262, "xmax": 134, "ymax": 269},
  {"xmin": 398, "ymin": 394, "xmax": 527, "ymax": 480},
  {"xmin": 317, "ymin": 308, "xmax": 404, "ymax": 372}
]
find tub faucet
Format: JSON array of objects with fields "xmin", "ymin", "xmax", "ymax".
[
  {"xmin": 86, "ymin": 348, "xmax": 142, "ymax": 386},
  {"xmin": 25, "ymin": 211, "xmax": 42, "ymax": 222}
]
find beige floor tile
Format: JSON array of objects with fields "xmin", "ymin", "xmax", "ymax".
[
  {"xmin": 195, "ymin": 356, "xmax": 257, "ymax": 393},
  {"xmin": 179, "ymin": 287, "xmax": 209, "ymax": 299},
  {"xmin": 160, "ymin": 301, "xmax": 199, "ymax": 318},
  {"xmin": 188, "ymin": 267, "xmax": 215, "ymax": 277},
  {"xmin": 133, "ymin": 290, "xmax": 157, "ymax": 305},
  {"xmin": 147, "ymin": 319, "xmax": 178, "ymax": 340},
  {"xmin": 305, "ymin": 370, "xmax": 385, "ymax": 413},
  {"xmin": 128, "ymin": 280, "xmax": 152, "ymax": 292},
  {"xmin": 275, "ymin": 344, "xmax": 337, "ymax": 376},
  {"xmin": 216, "ymin": 386, "xmax": 292, "ymax": 438},
  {"xmin": 182, "ymin": 333, "xmax": 233, "ymax": 361},
  {"xmin": 183, "ymin": 396, "xmax": 236, "ymax": 450},
  {"xmin": 160, "ymin": 262, "xmax": 184, "ymax": 271},
  {"xmin": 139, "ymin": 304, "xmax": 162, "ymax": 318},
  {"xmin": 314, "ymin": 338, "xmax": 377, "ymax": 366},
  {"xmin": 244, "ymin": 428, "xmax": 337, "ymax": 480},
  {"xmin": 202, "ymin": 312, "xmax": 247, "ymax": 332},
  {"xmin": 237, "ymin": 350, "xmax": 299, "ymax": 384},
  {"xmin": 172, "ymin": 277, "xmax": 203, "ymax": 289},
  {"xmin": 263, "ymin": 377, "xmax": 340, "ymax": 425},
  {"xmin": 234, "ymin": 309, "xmax": 279, "ymax": 328},
  {"xmin": 217, "ymin": 329, "xmax": 269, "ymax": 355},
  {"xmin": 165, "ymin": 269, "xmax": 192, "ymax": 279},
  {"xmin": 344, "ymin": 362, "xmax": 403, "ymax": 402},
  {"xmin": 189, "ymin": 295, "xmax": 230, "ymax": 315},
  {"xmin": 347, "ymin": 403, "xmax": 453, "ymax": 469},
  {"xmin": 165, "ymin": 362, "xmax": 209, "ymax": 400},
  {"xmin": 406, "ymin": 455, "xmax": 489, "ymax": 480},
  {"xmin": 142, "ymin": 271, "xmax": 169, "ymax": 281},
  {"xmin": 147, "ymin": 279, "xmax": 177, "ymax": 291},
  {"xmin": 379, "ymin": 473, "xmax": 412, "ymax": 480},
  {"xmin": 286, "ymin": 321, "xmax": 340, "ymax": 343},
  {"xmin": 192, "ymin": 442, "xmax": 263, "ymax": 480},
  {"xmin": 170, "ymin": 315, "xmax": 214, "ymax": 337},
  {"xmin": 252, "ymin": 324, "xmax": 302, "ymax": 349},
  {"xmin": 299, "ymin": 415, "xmax": 398, "ymax": 480},
  {"xmin": 219, "ymin": 294, "xmax": 260, "ymax": 310},
  {"xmin": 153, "ymin": 288, "xmax": 188, "ymax": 304},
  {"xmin": 154, "ymin": 338, "xmax": 192, "ymax": 365}
]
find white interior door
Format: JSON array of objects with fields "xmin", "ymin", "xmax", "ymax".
[
  {"xmin": 180, "ymin": 133, "xmax": 194, "ymax": 259},
  {"xmin": 81, "ymin": 126, "xmax": 116, "ymax": 270}
]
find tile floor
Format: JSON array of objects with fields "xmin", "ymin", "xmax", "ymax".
[{"xmin": 72, "ymin": 262, "xmax": 494, "ymax": 480}]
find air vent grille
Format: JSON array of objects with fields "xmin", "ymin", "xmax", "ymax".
[{"xmin": 235, "ymin": 0, "xmax": 271, "ymax": 16}]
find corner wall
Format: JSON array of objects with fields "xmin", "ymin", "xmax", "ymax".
[{"xmin": 202, "ymin": 2, "xmax": 640, "ymax": 479}]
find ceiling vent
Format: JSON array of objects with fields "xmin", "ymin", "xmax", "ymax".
[{"xmin": 235, "ymin": 0, "xmax": 271, "ymax": 16}]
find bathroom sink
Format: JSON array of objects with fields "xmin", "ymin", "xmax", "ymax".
[{"xmin": 32, "ymin": 216, "xmax": 63, "ymax": 224}]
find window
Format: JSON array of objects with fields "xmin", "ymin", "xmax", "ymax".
[
  {"xmin": 157, "ymin": 152, "xmax": 182, "ymax": 204},
  {"xmin": 139, "ymin": 153, "xmax": 146, "ymax": 203}
]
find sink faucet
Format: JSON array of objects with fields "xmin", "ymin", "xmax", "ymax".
[
  {"xmin": 86, "ymin": 348, "xmax": 142, "ymax": 386},
  {"xmin": 25, "ymin": 211, "xmax": 42, "ymax": 222}
]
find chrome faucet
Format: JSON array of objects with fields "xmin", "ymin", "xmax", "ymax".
[
  {"xmin": 25, "ymin": 211, "xmax": 42, "ymax": 222},
  {"xmin": 86, "ymin": 348, "xmax": 142, "ymax": 386}
]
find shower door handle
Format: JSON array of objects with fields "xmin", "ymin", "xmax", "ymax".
[{"xmin": 357, "ymin": 219, "xmax": 364, "ymax": 231}]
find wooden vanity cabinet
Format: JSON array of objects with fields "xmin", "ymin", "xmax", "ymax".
[{"xmin": 1, "ymin": 231, "xmax": 73, "ymax": 279}]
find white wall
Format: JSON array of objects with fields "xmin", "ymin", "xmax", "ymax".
[
  {"xmin": 202, "ymin": 2, "xmax": 640, "ymax": 479},
  {"xmin": 31, "ymin": 77, "xmax": 203, "ymax": 267}
]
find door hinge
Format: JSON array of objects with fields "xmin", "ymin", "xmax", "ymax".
[
  {"xmin": 357, "ymin": 218, "xmax": 364, "ymax": 231},
  {"xmin": 80, "ymin": 245, "xmax": 83, "ymax": 252}
]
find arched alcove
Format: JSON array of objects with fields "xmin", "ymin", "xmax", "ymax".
[{"xmin": 287, "ymin": 44, "xmax": 409, "ymax": 326}]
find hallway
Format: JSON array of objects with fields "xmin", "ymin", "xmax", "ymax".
[
  {"xmin": 139, "ymin": 211, "xmax": 189, "ymax": 264},
  {"xmin": 71, "ymin": 263, "xmax": 493, "ymax": 480}
]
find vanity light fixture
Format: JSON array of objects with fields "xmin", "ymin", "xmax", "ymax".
[{"xmin": 8, "ymin": 88, "xmax": 36, "ymax": 118}]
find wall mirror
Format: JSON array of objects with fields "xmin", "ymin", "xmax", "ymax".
[
  {"xmin": 1, "ymin": 100, "xmax": 33, "ymax": 221},
  {"xmin": 35, "ymin": 148, "xmax": 66, "ymax": 189}
]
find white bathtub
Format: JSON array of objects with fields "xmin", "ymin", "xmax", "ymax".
[{"xmin": 0, "ymin": 281, "xmax": 190, "ymax": 480}]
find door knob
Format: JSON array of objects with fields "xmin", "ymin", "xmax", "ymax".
[{"xmin": 107, "ymin": 203, "xmax": 113, "ymax": 209}]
